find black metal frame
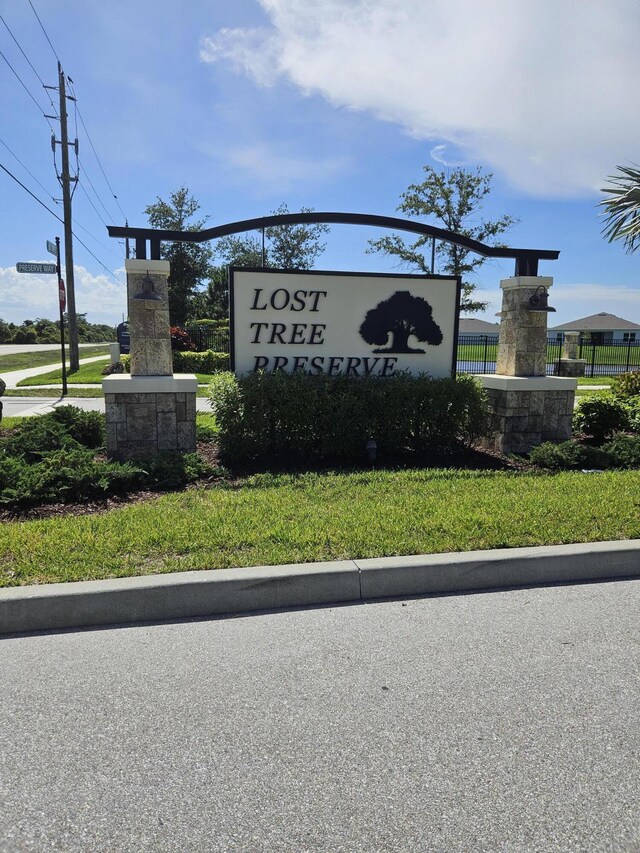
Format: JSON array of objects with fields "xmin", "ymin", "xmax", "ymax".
[{"xmin": 107, "ymin": 211, "xmax": 559, "ymax": 277}]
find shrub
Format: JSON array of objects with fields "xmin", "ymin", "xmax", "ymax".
[
  {"xmin": 135, "ymin": 452, "xmax": 213, "ymax": 490},
  {"xmin": 611, "ymin": 370, "xmax": 640, "ymax": 401},
  {"xmin": 118, "ymin": 351, "xmax": 228, "ymax": 375},
  {"xmin": 0, "ymin": 448, "xmax": 143, "ymax": 507},
  {"xmin": 1, "ymin": 417, "xmax": 78, "ymax": 462},
  {"xmin": 170, "ymin": 326, "xmax": 195, "ymax": 351},
  {"xmin": 172, "ymin": 350, "xmax": 229, "ymax": 374},
  {"xmin": 48, "ymin": 406, "xmax": 105, "ymax": 448},
  {"xmin": 529, "ymin": 441, "xmax": 612, "ymax": 470},
  {"xmin": 572, "ymin": 395, "xmax": 629, "ymax": 443},
  {"xmin": 606, "ymin": 434, "xmax": 640, "ymax": 468},
  {"xmin": 624, "ymin": 397, "xmax": 640, "ymax": 433},
  {"xmin": 0, "ymin": 407, "xmax": 105, "ymax": 461},
  {"xmin": 208, "ymin": 371, "xmax": 488, "ymax": 463}
]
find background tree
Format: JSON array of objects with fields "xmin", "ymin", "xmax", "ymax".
[
  {"xmin": 195, "ymin": 205, "xmax": 330, "ymax": 322},
  {"xmin": 359, "ymin": 291, "xmax": 443, "ymax": 353},
  {"xmin": 599, "ymin": 164, "xmax": 640, "ymax": 253},
  {"xmin": 367, "ymin": 166, "xmax": 518, "ymax": 313},
  {"xmin": 144, "ymin": 187, "xmax": 214, "ymax": 326}
]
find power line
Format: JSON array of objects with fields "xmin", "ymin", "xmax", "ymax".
[
  {"xmin": 0, "ymin": 159, "xmax": 63, "ymax": 223},
  {"xmin": 0, "ymin": 47, "xmax": 55, "ymax": 132},
  {"xmin": 27, "ymin": 0, "xmax": 60, "ymax": 64},
  {"xmin": 70, "ymin": 89, "xmax": 128, "ymax": 222},
  {"xmin": 1, "ymin": 159, "xmax": 124, "ymax": 284},
  {"xmin": 0, "ymin": 12, "xmax": 58, "ymax": 117},
  {"xmin": 77, "ymin": 180, "xmax": 110, "ymax": 228},
  {"xmin": 0, "ymin": 135, "xmax": 58, "ymax": 202},
  {"xmin": 77, "ymin": 156, "xmax": 117, "ymax": 222}
]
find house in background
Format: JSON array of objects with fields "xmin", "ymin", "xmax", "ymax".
[
  {"xmin": 549, "ymin": 312, "xmax": 640, "ymax": 344},
  {"xmin": 458, "ymin": 318, "xmax": 501, "ymax": 339}
]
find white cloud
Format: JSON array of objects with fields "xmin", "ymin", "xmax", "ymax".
[
  {"xmin": 222, "ymin": 142, "xmax": 350, "ymax": 193},
  {"xmin": 0, "ymin": 265, "xmax": 126, "ymax": 326},
  {"xmin": 201, "ymin": 0, "xmax": 640, "ymax": 196}
]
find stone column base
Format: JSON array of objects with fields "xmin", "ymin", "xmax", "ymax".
[
  {"xmin": 478, "ymin": 375, "xmax": 577, "ymax": 455},
  {"xmin": 556, "ymin": 358, "xmax": 587, "ymax": 378},
  {"xmin": 102, "ymin": 374, "xmax": 198, "ymax": 461}
]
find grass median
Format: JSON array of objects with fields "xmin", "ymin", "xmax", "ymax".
[
  {"xmin": 1, "ymin": 467, "xmax": 638, "ymax": 587},
  {"xmin": 0, "ymin": 345, "xmax": 109, "ymax": 373}
]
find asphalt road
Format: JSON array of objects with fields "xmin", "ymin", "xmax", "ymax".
[{"xmin": 2, "ymin": 580, "xmax": 639, "ymax": 853}]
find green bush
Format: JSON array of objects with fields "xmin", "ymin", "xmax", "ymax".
[
  {"xmin": 606, "ymin": 434, "xmax": 640, "ymax": 468},
  {"xmin": 573, "ymin": 395, "xmax": 629, "ymax": 443},
  {"xmin": 49, "ymin": 406, "xmax": 105, "ymax": 448},
  {"xmin": 624, "ymin": 397, "xmax": 640, "ymax": 433},
  {"xmin": 208, "ymin": 371, "xmax": 488, "ymax": 463},
  {"xmin": 135, "ymin": 452, "xmax": 213, "ymax": 490},
  {"xmin": 0, "ymin": 407, "xmax": 104, "ymax": 461},
  {"xmin": 0, "ymin": 448, "xmax": 143, "ymax": 507},
  {"xmin": 529, "ymin": 435, "xmax": 640, "ymax": 471},
  {"xmin": 119, "ymin": 351, "xmax": 228, "ymax": 374},
  {"xmin": 172, "ymin": 350, "xmax": 229, "ymax": 374},
  {"xmin": 611, "ymin": 370, "xmax": 640, "ymax": 401},
  {"xmin": 529, "ymin": 441, "xmax": 612, "ymax": 470}
]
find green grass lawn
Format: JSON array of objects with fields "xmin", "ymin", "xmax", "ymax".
[
  {"xmin": 0, "ymin": 344, "xmax": 109, "ymax": 373},
  {"xmin": 18, "ymin": 359, "xmax": 217, "ymax": 387},
  {"xmin": 17, "ymin": 357, "xmax": 110, "ymax": 385},
  {"xmin": 1, "ymin": 467, "xmax": 638, "ymax": 587}
]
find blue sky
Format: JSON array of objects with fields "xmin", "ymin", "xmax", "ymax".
[{"xmin": 0, "ymin": 0, "xmax": 638, "ymax": 328}]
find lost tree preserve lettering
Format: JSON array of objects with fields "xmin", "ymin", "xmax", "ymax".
[{"xmin": 230, "ymin": 269, "xmax": 460, "ymax": 379}]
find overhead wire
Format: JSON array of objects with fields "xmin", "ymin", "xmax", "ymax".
[
  {"xmin": 1, "ymin": 160, "xmax": 124, "ymax": 283},
  {"xmin": 27, "ymin": 0, "xmax": 60, "ymax": 64},
  {"xmin": 0, "ymin": 12, "xmax": 58, "ymax": 118},
  {"xmin": 0, "ymin": 47, "xmax": 55, "ymax": 133},
  {"xmin": 0, "ymin": 134, "xmax": 58, "ymax": 203}
]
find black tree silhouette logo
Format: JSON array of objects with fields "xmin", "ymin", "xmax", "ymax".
[{"xmin": 359, "ymin": 290, "xmax": 443, "ymax": 353}]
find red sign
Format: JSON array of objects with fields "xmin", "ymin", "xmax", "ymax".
[{"xmin": 58, "ymin": 279, "xmax": 66, "ymax": 312}]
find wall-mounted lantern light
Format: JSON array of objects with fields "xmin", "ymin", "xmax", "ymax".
[
  {"xmin": 527, "ymin": 285, "xmax": 556, "ymax": 312},
  {"xmin": 132, "ymin": 270, "xmax": 163, "ymax": 302}
]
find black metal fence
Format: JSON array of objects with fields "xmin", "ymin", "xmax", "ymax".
[
  {"xmin": 456, "ymin": 335, "xmax": 640, "ymax": 377},
  {"xmin": 184, "ymin": 328, "xmax": 640, "ymax": 378}
]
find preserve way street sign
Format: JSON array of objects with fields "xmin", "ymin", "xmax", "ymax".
[{"xmin": 16, "ymin": 262, "xmax": 57, "ymax": 274}]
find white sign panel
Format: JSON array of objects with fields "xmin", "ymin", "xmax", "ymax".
[{"xmin": 231, "ymin": 269, "xmax": 460, "ymax": 379}]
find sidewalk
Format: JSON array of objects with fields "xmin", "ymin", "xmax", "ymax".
[{"xmin": 1, "ymin": 355, "xmax": 108, "ymax": 389}]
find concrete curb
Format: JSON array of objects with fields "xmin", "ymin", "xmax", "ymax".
[{"xmin": 1, "ymin": 540, "xmax": 639, "ymax": 635}]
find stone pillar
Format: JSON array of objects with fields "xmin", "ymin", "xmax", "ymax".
[
  {"xmin": 496, "ymin": 276, "xmax": 550, "ymax": 377},
  {"xmin": 478, "ymin": 276, "xmax": 578, "ymax": 454},
  {"xmin": 102, "ymin": 259, "xmax": 197, "ymax": 461},
  {"xmin": 556, "ymin": 331, "xmax": 586, "ymax": 378}
]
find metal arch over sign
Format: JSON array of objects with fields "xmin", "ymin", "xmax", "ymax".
[
  {"xmin": 231, "ymin": 268, "xmax": 461, "ymax": 379},
  {"xmin": 107, "ymin": 211, "xmax": 560, "ymax": 277}
]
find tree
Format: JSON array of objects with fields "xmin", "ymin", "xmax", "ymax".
[
  {"xmin": 599, "ymin": 164, "xmax": 640, "ymax": 253},
  {"xmin": 359, "ymin": 291, "xmax": 443, "ymax": 353},
  {"xmin": 197, "ymin": 205, "xmax": 330, "ymax": 322},
  {"xmin": 367, "ymin": 166, "xmax": 518, "ymax": 313},
  {"xmin": 144, "ymin": 187, "xmax": 214, "ymax": 326}
]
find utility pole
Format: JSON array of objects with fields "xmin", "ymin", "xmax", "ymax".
[{"xmin": 53, "ymin": 62, "xmax": 79, "ymax": 372}]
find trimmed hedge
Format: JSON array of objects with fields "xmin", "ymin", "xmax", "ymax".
[
  {"xmin": 207, "ymin": 371, "xmax": 488, "ymax": 462},
  {"xmin": 119, "ymin": 350, "xmax": 229, "ymax": 374}
]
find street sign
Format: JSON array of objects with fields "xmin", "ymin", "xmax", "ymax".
[
  {"xmin": 46, "ymin": 240, "xmax": 57, "ymax": 257},
  {"xmin": 16, "ymin": 262, "xmax": 57, "ymax": 274},
  {"xmin": 58, "ymin": 279, "xmax": 66, "ymax": 312}
]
